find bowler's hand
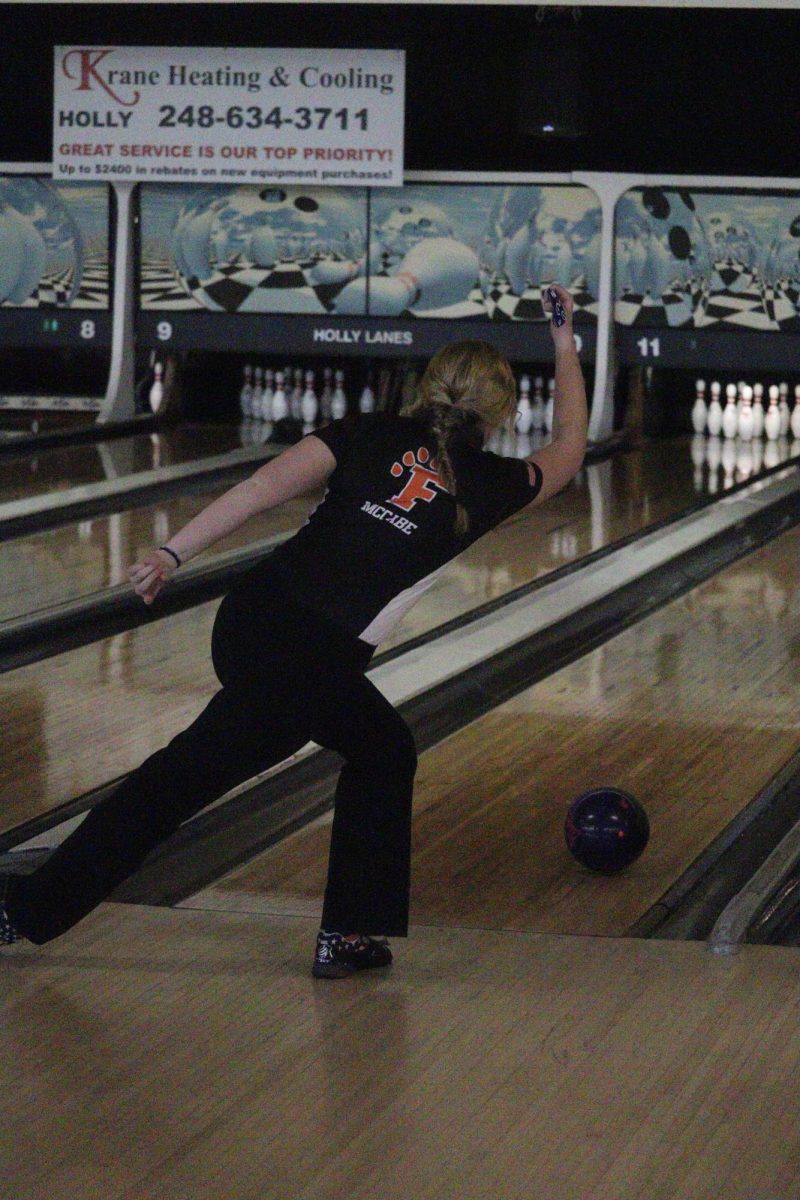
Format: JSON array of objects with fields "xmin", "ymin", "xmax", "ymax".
[
  {"xmin": 543, "ymin": 283, "xmax": 576, "ymax": 347},
  {"xmin": 128, "ymin": 548, "xmax": 178, "ymax": 606}
]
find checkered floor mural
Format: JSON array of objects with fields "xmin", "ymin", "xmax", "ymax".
[
  {"xmin": 615, "ymin": 258, "xmax": 800, "ymax": 331},
  {"xmin": 141, "ymin": 257, "xmax": 600, "ymax": 322},
  {"xmin": 140, "ymin": 255, "xmax": 351, "ymax": 314},
  {"xmin": 0, "ymin": 259, "xmax": 109, "ymax": 310},
  {"xmin": 465, "ymin": 273, "xmax": 598, "ymax": 323}
]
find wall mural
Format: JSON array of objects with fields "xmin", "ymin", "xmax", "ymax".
[
  {"xmin": 139, "ymin": 182, "xmax": 600, "ymax": 322},
  {"xmin": 140, "ymin": 184, "xmax": 369, "ymax": 314},
  {"xmin": 362, "ymin": 183, "xmax": 599, "ymax": 321},
  {"xmin": 0, "ymin": 178, "xmax": 109, "ymax": 310},
  {"xmin": 615, "ymin": 187, "xmax": 800, "ymax": 331}
]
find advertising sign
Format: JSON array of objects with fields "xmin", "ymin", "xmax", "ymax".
[{"xmin": 53, "ymin": 46, "xmax": 405, "ymax": 187}]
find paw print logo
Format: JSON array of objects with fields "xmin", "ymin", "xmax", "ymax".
[{"xmin": 388, "ymin": 447, "xmax": 447, "ymax": 511}]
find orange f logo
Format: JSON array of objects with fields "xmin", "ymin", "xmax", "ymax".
[{"xmin": 388, "ymin": 448, "xmax": 447, "ymax": 511}]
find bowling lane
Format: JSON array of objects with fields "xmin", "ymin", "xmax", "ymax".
[
  {"xmin": 0, "ymin": 422, "xmax": 255, "ymax": 507},
  {"xmin": 4, "ymin": 433, "xmax": 794, "ymax": 628},
  {"xmin": 190, "ymin": 522, "xmax": 800, "ymax": 938},
  {"xmin": 0, "ymin": 490, "xmax": 323, "ymax": 622},
  {"xmin": 0, "ymin": 436, "xmax": 796, "ymax": 837},
  {"xmin": 0, "ymin": 409, "xmax": 95, "ymax": 439},
  {"xmin": 382, "ymin": 433, "xmax": 705, "ymax": 653}
]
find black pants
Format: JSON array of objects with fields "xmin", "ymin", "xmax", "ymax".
[{"xmin": 6, "ymin": 567, "xmax": 417, "ymax": 945}]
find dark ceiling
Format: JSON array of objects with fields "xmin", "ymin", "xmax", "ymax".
[{"xmin": 3, "ymin": 5, "xmax": 798, "ymax": 175}]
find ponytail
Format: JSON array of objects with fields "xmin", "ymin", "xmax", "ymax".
[
  {"xmin": 401, "ymin": 340, "xmax": 516, "ymax": 536},
  {"xmin": 425, "ymin": 402, "xmax": 482, "ymax": 536}
]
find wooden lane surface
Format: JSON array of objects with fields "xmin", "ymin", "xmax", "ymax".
[
  {"xmin": 0, "ymin": 438, "xmax": 701, "ymax": 833},
  {"xmin": 0, "ymin": 423, "xmax": 249, "ymax": 506},
  {"xmin": 0, "ymin": 410, "xmax": 93, "ymax": 436},
  {"xmin": 3, "ymin": 433, "xmax": 797, "ymax": 627},
  {"xmin": 0, "ymin": 491, "xmax": 322, "ymax": 622},
  {"xmin": 0, "ymin": 435, "xmax": 707, "ymax": 628},
  {"xmin": 197, "ymin": 523, "xmax": 800, "ymax": 938},
  {"xmin": 3, "ymin": 906, "xmax": 800, "ymax": 1200},
  {"xmin": 0, "ymin": 437, "xmax": 793, "ymax": 836}
]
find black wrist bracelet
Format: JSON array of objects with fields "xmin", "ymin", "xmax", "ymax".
[{"xmin": 158, "ymin": 545, "xmax": 181, "ymax": 567}]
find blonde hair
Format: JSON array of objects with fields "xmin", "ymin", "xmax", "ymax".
[{"xmin": 401, "ymin": 340, "xmax": 517, "ymax": 535}]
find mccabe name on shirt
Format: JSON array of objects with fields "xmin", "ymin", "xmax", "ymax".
[{"xmin": 361, "ymin": 501, "xmax": 418, "ymax": 536}]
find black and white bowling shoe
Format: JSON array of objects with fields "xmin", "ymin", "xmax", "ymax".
[
  {"xmin": 312, "ymin": 931, "xmax": 393, "ymax": 979},
  {"xmin": 0, "ymin": 902, "xmax": 23, "ymax": 946},
  {"xmin": 0, "ymin": 878, "xmax": 24, "ymax": 947}
]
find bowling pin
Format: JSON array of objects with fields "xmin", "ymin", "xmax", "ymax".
[
  {"xmin": 691, "ymin": 379, "xmax": 707, "ymax": 434},
  {"xmin": 752, "ymin": 383, "xmax": 765, "ymax": 438},
  {"xmin": 359, "ymin": 372, "xmax": 375, "ymax": 414},
  {"xmin": 239, "ymin": 365, "xmax": 253, "ymax": 417},
  {"xmin": 332, "ymin": 370, "xmax": 347, "ymax": 419},
  {"xmin": 149, "ymin": 363, "xmax": 164, "ymax": 413},
  {"xmin": 320, "ymin": 367, "xmax": 333, "ymax": 421},
  {"xmin": 516, "ymin": 375, "xmax": 533, "ymax": 434},
  {"xmin": 251, "ymin": 367, "xmax": 263, "ymax": 421},
  {"xmin": 291, "ymin": 368, "xmax": 304, "ymax": 420},
  {"xmin": 764, "ymin": 386, "xmax": 781, "ymax": 440},
  {"xmin": 545, "ymin": 378, "xmax": 555, "ymax": 434},
  {"xmin": 260, "ymin": 369, "xmax": 274, "ymax": 421},
  {"xmin": 707, "ymin": 382, "xmax": 723, "ymax": 437},
  {"xmin": 778, "ymin": 383, "xmax": 790, "ymax": 437},
  {"xmin": 531, "ymin": 376, "xmax": 545, "ymax": 431},
  {"xmin": 301, "ymin": 370, "xmax": 318, "ymax": 432},
  {"xmin": 791, "ymin": 385, "xmax": 800, "ymax": 439},
  {"xmin": 271, "ymin": 371, "xmax": 288, "ymax": 422},
  {"xmin": 737, "ymin": 385, "xmax": 754, "ymax": 441},
  {"xmin": 736, "ymin": 381, "xmax": 747, "ymax": 413},
  {"xmin": 721, "ymin": 384, "xmax": 739, "ymax": 439}
]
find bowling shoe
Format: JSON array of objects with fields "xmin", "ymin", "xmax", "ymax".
[
  {"xmin": 0, "ymin": 874, "xmax": 28, "ymax": 946},
  {"xmin": 312, "ymin": 930, "xmax": 393, "ymax": 979},
  {"xmin": 0, "ymin": 889, "xmax": 23, "ymax": 946}
]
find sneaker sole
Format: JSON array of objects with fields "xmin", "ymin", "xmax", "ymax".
[
  {"xmin": 312, "ymin": 962, "xmax": 355, "ymax": 979},
  {"xmin": 312, "ymin": 960, "xmax": 392, "ymax": 980}
]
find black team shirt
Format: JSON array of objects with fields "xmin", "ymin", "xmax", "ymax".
[{"xmin": 269, "ymin": 415, "xmax": 543, "ymax": 646}]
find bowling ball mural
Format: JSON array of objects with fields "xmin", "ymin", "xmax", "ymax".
[
  {"xmin": 365, "ymin": 183, "xmax": 600, "ymax": 321},
  {"xmin": 374, "ymin": 199, "xmax": 455, "ymax": 260},
  {"xmin": 615, "ymin": 187, "xmax": 800, "ymax": 331},
  {"xmin": 139, "ymin": 181, "xmax": 601, "ymax": 321},
  {"xmin": 0, "ymin": 178, "xmax": 108, "ymax": 309},
  {"xmin": 140, "ymin": 183, "xmax": 369, "ymax": 314}
]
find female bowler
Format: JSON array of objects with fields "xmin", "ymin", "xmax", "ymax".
[{"xmin": 2, "ymin": 283, "xmax": 587, "ymax": 978}]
